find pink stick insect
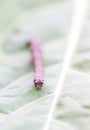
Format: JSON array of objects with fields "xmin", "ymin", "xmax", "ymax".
[{"xmin": 29, "ymin": 37, "xmax": 44, "ymax": 89}]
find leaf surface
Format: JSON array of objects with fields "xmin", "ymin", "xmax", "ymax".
[{"xmin": 0, "ymin": 0, "xmax": 90, "ymax": 130}]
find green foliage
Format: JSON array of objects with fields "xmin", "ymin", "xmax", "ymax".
[{"xmin": 0, "ymin": 0, "xmax": 90, "ymax": 130}]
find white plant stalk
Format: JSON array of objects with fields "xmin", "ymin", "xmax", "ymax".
[{"xmin": 44, "ymin": 0, "xmax": 88, "ymax": 130}]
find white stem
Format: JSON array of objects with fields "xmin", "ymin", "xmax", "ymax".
[{"xmin": 44, "ymin": 0, "xmax": 88, "ymax": 130}]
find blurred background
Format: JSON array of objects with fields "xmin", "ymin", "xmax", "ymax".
[{"xmin": 0, "ymin": 0, "xmax": 72, "ymax": 34}]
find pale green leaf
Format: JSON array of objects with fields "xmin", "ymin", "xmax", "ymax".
[{"xmin": 0, "ymin": 0, "xmax": 90, "ymax": 130}]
